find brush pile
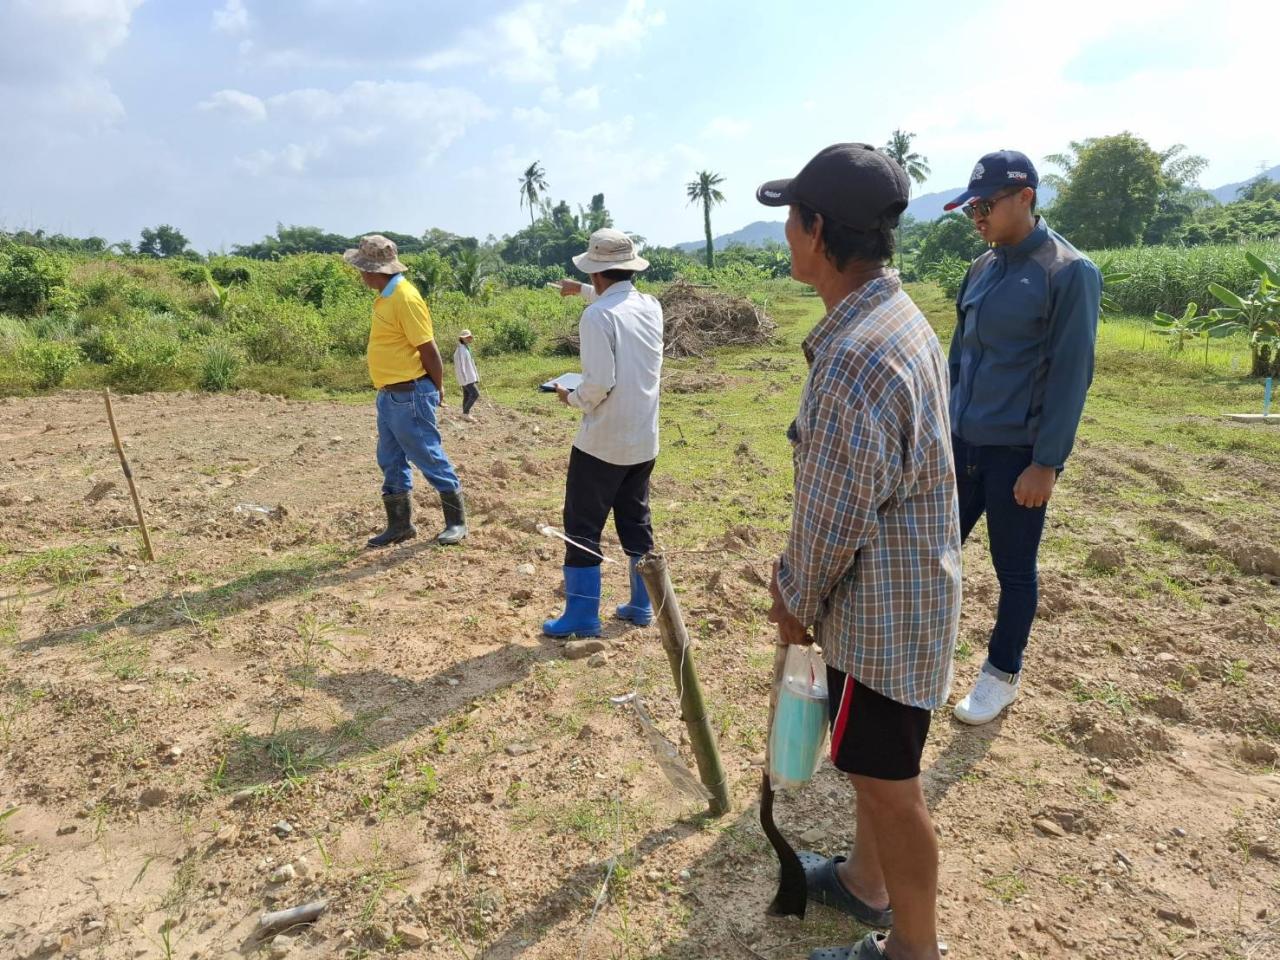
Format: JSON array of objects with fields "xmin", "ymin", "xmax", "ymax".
[
  {"xmin": 659, "ymin": 281, "xmax": 777, "ymax": 358},
  {"xmin": 551, "ymin": 281, "xmax": 776, "ymax": 358}
]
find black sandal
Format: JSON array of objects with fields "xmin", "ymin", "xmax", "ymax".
[{"xmin": 798, "ymin": 851, "xmax": 893, "ymax": 928}]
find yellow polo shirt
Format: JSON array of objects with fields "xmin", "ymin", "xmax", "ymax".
[{"xmin": 367, "ymin": 274, "xmax": 435, "ymax": 388}]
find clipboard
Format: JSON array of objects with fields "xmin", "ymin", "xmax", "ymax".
[{"xmin": 539, "ymin": 372, "xmax": 583, "ymax": 393}]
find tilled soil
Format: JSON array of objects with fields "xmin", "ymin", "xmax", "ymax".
[{"xmin": 1, "ymin": 391, "xmax": 1278, "ymax": 960}]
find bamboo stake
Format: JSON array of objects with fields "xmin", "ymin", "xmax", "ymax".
[
  {"xmin": 636, "ymin": 551, "xmax": 731, "ymax": 817},
  {"xmin": 103, "ymin": 390, "xmax": 155, "ymax": 561}
]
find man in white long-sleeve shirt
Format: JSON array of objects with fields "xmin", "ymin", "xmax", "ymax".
[
  {"xmin": 453, "ymin": 329, "xmax": 480, "ymax": 419},
  {"xmin": 543, "ymin": 228, "xmax": 664, "ymax": 638}
]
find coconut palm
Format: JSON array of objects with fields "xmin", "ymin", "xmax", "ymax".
[
  {"xmin": 884, "ymin": 130, "xmax": 931, "ymax": 188},
  {"xmin": 884, "ymin": 131, "xmax": 931, "ymax": 269},
  {"xmin": 518, "ymin": 162, "xmax": 548, "ymax": 228},
  {"xmin": 686, "ymin": 170, "xmax": 726, "ymax": 269}
]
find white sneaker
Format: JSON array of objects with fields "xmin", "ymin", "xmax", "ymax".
[{"xmin": 953, "ymin": 668, "xmax": 1019, "ymax": 725}]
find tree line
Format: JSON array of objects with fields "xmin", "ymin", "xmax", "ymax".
[{"xmin": 4, "ymin": 130, "xmax": 1276, "ymax": 292}]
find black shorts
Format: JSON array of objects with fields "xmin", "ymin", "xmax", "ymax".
[{"xmin": 826, "ymin": 666, "xmax": 932, "ymax": 781}]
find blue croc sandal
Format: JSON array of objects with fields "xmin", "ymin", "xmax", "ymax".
[
  {"xmin": 798, "ymin": 851, "xmax": 893, "ymax": 929},
  {"xmin": 809, "ymin": 933, "xmax": 887, "ymax": 960}
]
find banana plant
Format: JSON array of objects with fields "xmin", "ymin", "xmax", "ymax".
[
  {"xmin": 1207, "ymin": 252, "xmax": 1280, "ymax": 376},
  {"xmin": 204, "ymin": 268, "xmax": 230, "ymax": 315},
  {"xmin": 1151, "ymin": 302, "xmax": 1212, "ymax": 353}
]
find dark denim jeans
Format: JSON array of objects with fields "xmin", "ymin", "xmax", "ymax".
[
  {"xmin": 461, "ymin": 382, "xmax": 480, "ymax": 415},
  {"xmin": 376, "ymin": 380, "xmax": 460, "ymax": 496},
  {"xmin": 953, "ymin": 435, "xmax": 1050, "ymax": 676}
]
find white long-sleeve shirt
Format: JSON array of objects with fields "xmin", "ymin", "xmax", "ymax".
[
  {"xmin": 453, "ymin": 343, "xmax": 478, "ymax": 386},
  {"xmin": 567, "ymin": 280, "xmax": 663, "ymax": 465}
]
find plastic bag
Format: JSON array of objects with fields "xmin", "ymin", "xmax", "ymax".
[
  {"xmin": 609, "ymin": 693, "xmax": 712, "ymax": 803},
  {"xmin": 768, "ymin": 645, "xmax": 829, "ymax": 790}
]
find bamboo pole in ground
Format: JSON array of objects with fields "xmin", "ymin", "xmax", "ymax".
[
  {"xmin": 103, "ymin": 390, "xmax": 156, "ymax": 562},
  {"xmin": 636, "ymin": 551, "xmax": 731, "ymax": 817}
]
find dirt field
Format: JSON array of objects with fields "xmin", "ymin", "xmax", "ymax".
[{"xmin": 2, "ymin": 389, "xmax": 1279, "ymax": 960}]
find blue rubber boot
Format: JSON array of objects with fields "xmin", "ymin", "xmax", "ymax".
[
  {"xmin": 615, "ymin": 556, "xmax": 652, "ymax": 626},
  {"xmin": 543, "ymin": 565, "xmax": 602, "ymax": 638}
]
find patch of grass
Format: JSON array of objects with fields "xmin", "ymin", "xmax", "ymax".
[
  {"xmin": 93, "ymin": 634, "xmax": 149, "ymax": 680},
  {"xmin": 290, "ymin": 613, "xmax": 345, "ymax": 686},
  {"xmin": 363, "ymin": 752, "xmax": 441, "ymax": 815},
  {"xmin": 222, "ymin": 706, "xmax": 382, "ymax": 792},
  {"xmin": 1223, "ymin": 659, "xmax": 1250, "ymax": 686},
  {"xmin": 0, "ymin": 545, "xmax": 105, "ymax": 585},
  {"xmin": 515, "ymin": 796, "xmax": 652, "ymax": 846},
  {"xmin": 982, "ymin": 870, "xmax": 1028, "ymax": 903},
  {"xmin": 1072, "ymin": 680, "xmax": 1133, "ymax": 714}
]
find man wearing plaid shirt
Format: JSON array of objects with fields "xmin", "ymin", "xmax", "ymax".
[{"xmin": 758, "ymin": 144, "xmax": 961, "ymax": 960}]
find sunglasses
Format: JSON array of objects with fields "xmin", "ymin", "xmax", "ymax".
[{"xmin": 963, "ymin": 191, "xmax": 1019, "ymax": 220}]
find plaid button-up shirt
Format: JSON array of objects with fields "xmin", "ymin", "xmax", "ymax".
[{"xmin": 777, "ymin": 275, "xmax": 961, "ymax": 710}]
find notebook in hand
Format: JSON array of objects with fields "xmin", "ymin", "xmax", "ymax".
[{"xmin": 539, "ymin": 372, "xmax": 583, "ymax": 393}]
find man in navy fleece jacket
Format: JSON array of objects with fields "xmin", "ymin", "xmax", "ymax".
[{"xmin": 945, "ymin": 150, "xmax": 1101, "ymax": 726}]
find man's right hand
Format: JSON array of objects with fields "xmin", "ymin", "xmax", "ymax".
[
  {"xmin": 556, "ymin": 279, "xmax": 583, "ymax": 298},
  {"xmin": 769, "ymin": 559, "xmax": 813, "ymax": 646}
]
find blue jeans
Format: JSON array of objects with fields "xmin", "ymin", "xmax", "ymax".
[
  {"xmin": 376, "ymin": 381, "xmax": 460, "ymax": 496},
  {"xmin": 953, "ymin": 435, "xmax": 1049, "ymax": 676}
]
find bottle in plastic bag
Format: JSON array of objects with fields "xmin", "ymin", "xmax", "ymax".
[{"xmin": 768, "ymin": 645, "xmax": 829, "ymax": 790}]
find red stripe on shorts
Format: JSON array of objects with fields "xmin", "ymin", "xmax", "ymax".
[{"xmin": 830, "ymin": 673, "xmax": 855, "ymax": 764}]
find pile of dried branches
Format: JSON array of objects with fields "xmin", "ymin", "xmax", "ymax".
[
  {"xmin": 550, "ymin": 281, "xmax": 777, "ymax": 358},
  {"xmin": 659, "ymin": 281, "xmax": 776, "ymax": 358}
]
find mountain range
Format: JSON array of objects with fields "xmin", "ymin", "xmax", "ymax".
[{"xmin": 674, "ymin": 165, "xmax": 1280, "ymax": 253}]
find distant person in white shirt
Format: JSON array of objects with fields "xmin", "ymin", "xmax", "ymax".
[
  {"xmin": 543, "ymin": 228, "xmax": 664, "ymax": 638},
  {"xmin": 453, "ymin": 329, "xmax": 480, "ymax": 420}
]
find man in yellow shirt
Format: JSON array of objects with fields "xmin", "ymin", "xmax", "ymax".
[{"xmin": 344, "ymin": 234, "xmax": 467, "ymax": 547}]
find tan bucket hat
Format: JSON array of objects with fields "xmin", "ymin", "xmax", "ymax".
[
  {"xmin": 343, "ymin": 234, "xmax": 408, "ymax": 274},
  {"xmin": 458, "ymin": 329, "xmax": 474, "ymax": 340},
  {"xmin": 572, "ymin": 228, "xmax": 649, "ymax": 275}
]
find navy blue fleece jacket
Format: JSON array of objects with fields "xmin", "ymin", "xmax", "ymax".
[{"xmin": 948, "ymin": 218, "xmax": 1101, "ymax": 469}]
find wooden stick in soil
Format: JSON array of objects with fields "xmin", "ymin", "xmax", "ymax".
[
  {"xmin": 103, "ymin": 390, "xmax": 156, "ymax": 561},
  {"xmin": 636, "ymin": 551, "xmax": 731, "ymax": 817}
]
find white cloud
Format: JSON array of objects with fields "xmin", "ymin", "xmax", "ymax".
[
  {"xmin": 0, "ymin": 0, "xmax": 143, "ymax": 134},
  {"xmin": 565, "ymin": 86, "xmax": 600, "ymax": 111},
  {"xmin": 198, "ymin": 89, "xmax": 266, "ymax": 123},
  {"xmin": 0, "ymin": 0, "xmax": 144, "ymax": 78},
  {"xmin": 560, "ymin": 0, "xmax": 665, "ymax": 71},
  {"xmin": 703, "ymin": 117, "xmax": 750, "ymax": 140},
  {"xmin": 212, "ymin": 0, "xmax": 249, "ymax": 35},
  {"xmin": 233, "ymin": 81, "xmax": 494, "ymax": 177},
  {"xmin": 512, "ymin": 105, "xmax": 554, "ymax": 126}
]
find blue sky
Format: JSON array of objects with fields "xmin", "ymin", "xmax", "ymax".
[{"xmin": 0, "ymin": 0, "xmax": 1274, "ymax": 252}]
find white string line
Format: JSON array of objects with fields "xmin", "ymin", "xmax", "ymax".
[{"xmin": 536, "ymin": 523, "xmax": 621, "ymax": 564}]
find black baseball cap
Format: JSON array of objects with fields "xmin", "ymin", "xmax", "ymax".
[
  {"xmin": 756, "ymin": 143, "xmax": 910, "ymax": 230},
  {"xmin": 944, "ymin": 150, "xmax": 1039, "ymax": 210}
]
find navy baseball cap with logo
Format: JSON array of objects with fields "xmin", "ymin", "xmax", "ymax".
[
  {"xmin": 756, "ymin": 143, "xmax": 910, "ymax": 230},
  {"xmin": 943, "ymin": 150, "xmax": 1039, "ymax": 211}
]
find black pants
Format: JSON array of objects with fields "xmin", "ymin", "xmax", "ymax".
[
  {"xmin": 462, "ymin": 382, "xmax": 480, "ymax": 414},
  {"xmin": 563, "ymin": 446, "xmax": 655, "ymax": 567}
]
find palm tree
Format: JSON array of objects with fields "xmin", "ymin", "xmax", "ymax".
[
  {"xmin": 518, "ymin": 162, "xmax": 548, "ymax": 228},
  {"xmin": 883, "ymin": 130, "xmax": 931, "ymax": 269},
  {"xmin": 686, "ymin": 170, "xmax": 726, "ymax": 269}
]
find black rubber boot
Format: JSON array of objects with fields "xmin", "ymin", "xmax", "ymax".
[
  {"xmin": 436, "ymin": 489, "xmax": 468, "ymax": 545},
  {"xmin": 367, "ymin": 492, "xmax": 417, "ymax": 548}
]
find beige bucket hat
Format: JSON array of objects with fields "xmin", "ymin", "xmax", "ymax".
[
  {"xmin": 343, "ymin": 234, "xmax": 408, "ymax": 274},
  {"xmin": 458, "ymin": 329, "xmax": 474, "ymax": 340},
  {"xmin": 572, "ymin": 228, "xmax": 649, "ymax": 275}
]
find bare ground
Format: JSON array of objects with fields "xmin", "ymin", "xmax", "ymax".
[{"xmin": 1, "ymin": 391, "xmax": 1279, "ymax": 960}]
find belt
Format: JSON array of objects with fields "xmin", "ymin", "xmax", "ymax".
[{"xmin": 382, "ymin": 377, "xmax": 427, "ymax": 393}]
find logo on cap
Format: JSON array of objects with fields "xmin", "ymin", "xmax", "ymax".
[
  {"xmin": 1007, "ymin": 170, "xmax": 1028, "ymax": 180},
  {"xmin": 762, "ymin": 189, "xmax": 783, "ymax": 199},
  {"xmin": 970, "ymin": 162, "xmax": 985, "ymax": 182}
]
